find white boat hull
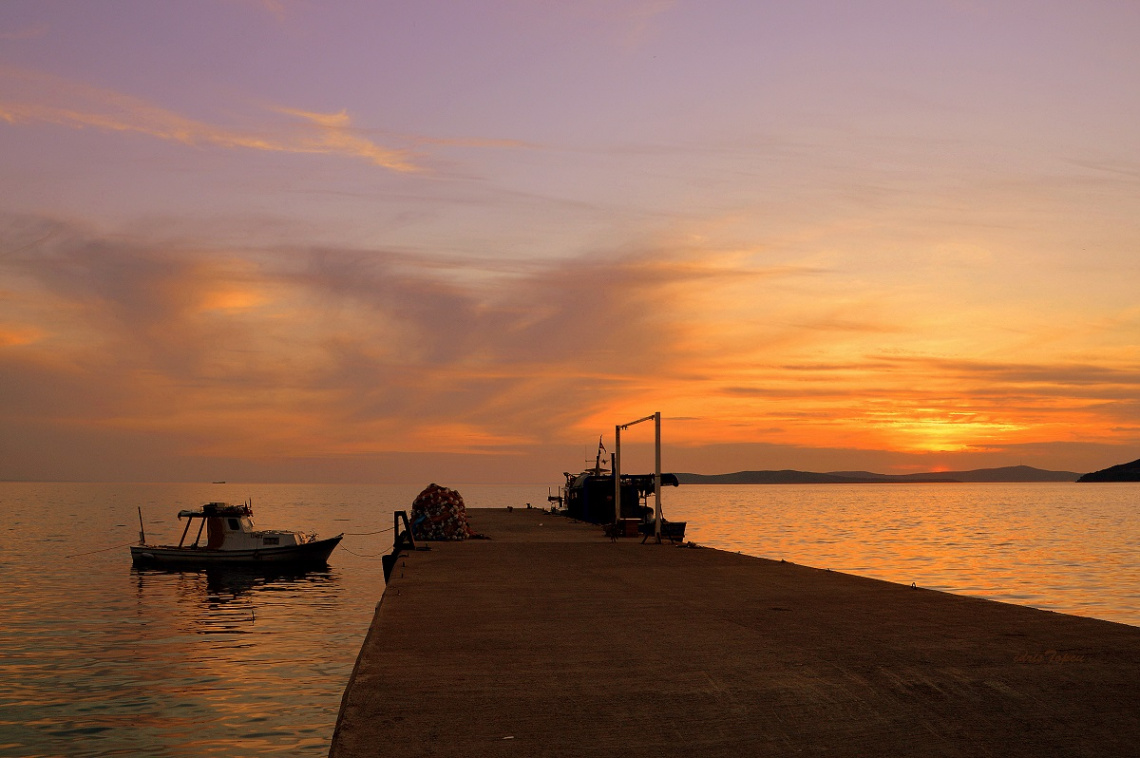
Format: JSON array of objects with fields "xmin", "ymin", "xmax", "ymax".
[{"xmin": 130, "ymin": 535, "xmax": 342, "ymax": 568}]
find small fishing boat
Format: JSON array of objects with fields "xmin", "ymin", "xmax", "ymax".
[
  {"xmin": 130, "ymin": 501, "xmax": 342, "ymax": 568},
  {"xmin": 552, "ymin": 437, "xmax": 686, "ymax": 542}
]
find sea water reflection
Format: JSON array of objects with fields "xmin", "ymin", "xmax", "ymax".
[
  {"xmin": 3, "ymin": 481, "xmax": 1138, "ymax": 757},
  {"xmin": 664, "ymin": 483, "xmax": 1140, "ymax": 627},
  {"xmin": 4, "ymin": 566, "xmax": 347, "ymax": 757},
  {"xmin": 0, "ymin": 482, "xmax": 420, "ymax": 758},
  {"xmin": 114, "ymin": 567, "xmax": 345, "ymax": 755}
]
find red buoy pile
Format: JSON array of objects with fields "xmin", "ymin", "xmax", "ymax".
[{"xmin": 410, "ymin": 483, "xmax": 473, "ymax": 541}]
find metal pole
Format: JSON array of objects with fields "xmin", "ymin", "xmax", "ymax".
[
  {"xmin": 654, "ymin": 411, "xmax": 662, "ymax": 541},
  {"xmin": 177, "ymin": 516, "xmax": 192, "ymax": 548},
  {"xmin": 613, "ymin": 425, "xmax": 621, "ymax": 526},
  {"xmin": 613, "ymin": 412, "xmax": 664, "ymax": 539}
]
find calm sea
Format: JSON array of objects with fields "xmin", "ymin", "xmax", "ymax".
[{"xmin": 1, "ymin": 481, "xmax": 1137, "ymax": 756}]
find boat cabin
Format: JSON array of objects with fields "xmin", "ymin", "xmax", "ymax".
[{"xmin": 176, "ymin": 502, "xmax": 316, "ymax": 551}]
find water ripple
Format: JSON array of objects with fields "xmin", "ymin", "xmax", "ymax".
[{"xmin": 665, "ymin": 483, "xmax": 1140, "ymax": 627}]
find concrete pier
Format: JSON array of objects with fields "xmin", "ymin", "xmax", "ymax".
[{"xmin": 330, "ymin": 508, "xmax": 1140, "ymax": 757}]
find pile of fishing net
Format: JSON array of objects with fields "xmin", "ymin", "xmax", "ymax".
[{"xmin": 410, "ymin": 483, "xmax": 474, "ymax": 541}]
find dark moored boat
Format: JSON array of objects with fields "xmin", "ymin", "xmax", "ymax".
[
  {"xmin": 552, "ymin": 443, "xmax": 685, "ymax": 541},
  {"xmin": 130, "ymin": 501, "xmax": 342, "ymax": 568}
]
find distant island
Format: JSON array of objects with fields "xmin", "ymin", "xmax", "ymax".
[
  {"xmin": 1077, "ymin": 458, "xmax": 1140, "ymax": 482},
  {"xmin": 675, "ymin": 465, "xmax": 1082, "ymax": 485}
]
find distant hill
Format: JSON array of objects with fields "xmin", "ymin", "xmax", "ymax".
[
  {"xmin": 830, "ymin": 465, "xmax": 1082, "ymax": 483},
  {"xmin": 676, "ymin": 465, "xmax": 1081, "ymax": 485},
  {"xmin": 1077, "ymin": 458, "xmax": 1140, "ymax": 482},
  {"xmin": 676, "ymin": 470, "xmax": 874, "ymax": 485}
]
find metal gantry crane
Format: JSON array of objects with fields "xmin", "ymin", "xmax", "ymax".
[{"xmin": 613, "ymin": 411, "xmax": 663, "ymax": 541}]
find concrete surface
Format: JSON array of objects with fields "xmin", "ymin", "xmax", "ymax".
[{"xmin": 330, "ymin": 507, "xmax": 1140, "ymax": 757}]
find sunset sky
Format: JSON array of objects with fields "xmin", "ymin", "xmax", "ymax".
[{"xmin": 2, "ymin": 1, "xmax": 1138, "ymax": 483}]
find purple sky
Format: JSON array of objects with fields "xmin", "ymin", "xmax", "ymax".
[{"xmin": 1, "ymin": 1, "xmax": 1138, "ymax": 482}]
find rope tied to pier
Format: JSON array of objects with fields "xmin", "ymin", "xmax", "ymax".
[
  {"xmin": 338, "ymin": 545, "xmax": 394, "ymax": 558},
  {"xmin": 342, "ymin": 526, "xmax": 396, "ymax": 536},
  {"xmin": 65, "ymin": 541, "xmax": 136, "ymax": 558}
]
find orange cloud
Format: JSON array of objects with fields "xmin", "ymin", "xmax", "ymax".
[
  {"xmin": 1, "ymin": 216, "xmax": 1137, "ymax": 481},
  {"xmin": 0, "ymin": 324, "xmax": 43, "ymax": 347},
  {"xmin": 0, "ymin": 67, "xmax": 420, "ymax": 172},
  {"xmin": 198, "ymin": 288, "xmax": 269, "ymax": 313},
  {"xmin": 272, "ymin": 107, "xmax": 420, "ymax": 171}
]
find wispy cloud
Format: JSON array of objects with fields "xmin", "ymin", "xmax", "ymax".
[
  {"xmin": 0, "ymin": 217, "xmax": 801, "ymax": 462},
  {"xmin": 564, "ymin": 0, "xmax": 678, "ymax": 48},
  {"xmin": 0, "ymin": 24, "xmax": 49, "ymax": 41},
  {"xmin": 2, "ymin": 214, "xmax": 1138, "ymax": 479},
  {"xmin": 0, "ymin": 67, "xmax": 421, "ymax": 172},
  {"xmin": 271, "ymin": 107, "xmax": 421, "ymax": 171},
  {"xmin": 220, "ymin": 0, "xmax": 293, "ymax": 22}
]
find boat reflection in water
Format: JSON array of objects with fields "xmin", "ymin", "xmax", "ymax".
[
  {"xmin": 124, "ymin": 563, "xmax": 348, "ymax": 754},
  {"xmin": 131, "ymin": 564, "xmax": 340, "ymax": 636}
]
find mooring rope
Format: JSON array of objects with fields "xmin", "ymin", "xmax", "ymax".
[
  {"xmin": 338, "ymin": 545, "xmax": 394, "ymax": 558},
  {"xmin": 65, "ymin": 541, "xmax": 136, "ymax": 559},
  {"xmin": 342, "ymin": 526, "xmax": 396, "ymax": 536}
]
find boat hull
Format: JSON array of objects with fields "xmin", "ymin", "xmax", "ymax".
[{"xmin": 130, "ymin": 535, "xmax": 343, "ymax": 568}]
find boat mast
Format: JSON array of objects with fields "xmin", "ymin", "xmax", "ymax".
[{"xmin": 137, "ymin": 506, "xmax": 146, "ymax": 546}]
